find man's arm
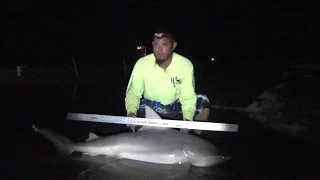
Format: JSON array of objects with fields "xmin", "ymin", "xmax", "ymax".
[
  {"xmin": 125, "ymin": 61, "xmax": 144, "ymax": 115},
  {"xmin": 179, "ymin": 63, "xmax": 197, "ymax": 121}
]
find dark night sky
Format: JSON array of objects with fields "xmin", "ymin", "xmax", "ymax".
[{"xmin": 1, "ymin": 1, "xmax": 319, "ymax": 66}]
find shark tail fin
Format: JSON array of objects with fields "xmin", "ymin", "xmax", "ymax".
[{"xmin": 32, "ymin": 124, "xmax": 75, "ymax": 155}]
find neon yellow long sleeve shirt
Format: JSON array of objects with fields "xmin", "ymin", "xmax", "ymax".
[{"xmin": 125, "ymin": 52, "xmax": 197, "ymax": 121}]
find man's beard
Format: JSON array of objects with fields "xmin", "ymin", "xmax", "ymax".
[
  {"xmin": 155, "ymin": 58, "xmax": 166, "ymax": 65},
  {"xmin": 155, "ymin": 53, "xmax": 173, "ymax": 65}
]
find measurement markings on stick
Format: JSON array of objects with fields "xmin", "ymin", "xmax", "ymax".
[{"xmin": 67, "ymin": 113, "xmax": 238, "ymax": 132}]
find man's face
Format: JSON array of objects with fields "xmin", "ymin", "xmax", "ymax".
[{"xmin": 152, "ymin": 36, "xmax": 177, "ymax": 62}]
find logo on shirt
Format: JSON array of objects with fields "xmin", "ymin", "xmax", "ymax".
[{"xmin": 171, "ymin": 77, "xmax": 181, "ymax": 87}]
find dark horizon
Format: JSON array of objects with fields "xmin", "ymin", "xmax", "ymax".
[{"xmin": 1, "ymin": 1, "xmax": 318, "ymax": 67}]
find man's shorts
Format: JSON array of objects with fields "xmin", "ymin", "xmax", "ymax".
[{"xmin": 136, "ymin": 94, "xmax": 211, "ymax": 120}]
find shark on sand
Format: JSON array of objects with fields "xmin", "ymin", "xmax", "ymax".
[{"xmin": 32, "ymin": 106, "xmax": 232, "ymax": 167}]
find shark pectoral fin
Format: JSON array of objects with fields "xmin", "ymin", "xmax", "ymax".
[
  {"xmin": 85, "ymin": 132, "xmax": 100, "ymax": 142},
  {"xmin": 166, "ymin": 161, "xmax": 192, "ymax": 179}
]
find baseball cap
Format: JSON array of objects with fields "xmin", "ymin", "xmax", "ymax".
[{"xmin": 153, "ymin": 27, "xmax": 176, "ymax": 42}]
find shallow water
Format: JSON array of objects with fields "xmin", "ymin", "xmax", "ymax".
[{"xmin": 1, "ymin": 65, "xmax": 319, "ymax": 179}]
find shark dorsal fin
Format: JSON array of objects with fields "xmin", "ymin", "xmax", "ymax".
[
  {"xmin": 138, "ymin": 105, "xmax": 170, "ymax": 132},
  {"xmin": 145, "ymin": 105, "xmax": 162, "ymax": 120},
  {"xmin": 85, "ymin": 132, "xmax": 100, "ymax": 141}
]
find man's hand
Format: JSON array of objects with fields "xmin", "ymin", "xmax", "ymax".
[
  {"xmin": 180, "ymin": 118, "xmax": 191, "ymax": 133},
  {"xmin": 126, "ymin": 113, "xmax": 137, "ymax": 132}
]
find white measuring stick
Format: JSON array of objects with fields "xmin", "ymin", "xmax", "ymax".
[{"xmin": 66, "ymin": 113, "xmax": 238, "ymax": 132}]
